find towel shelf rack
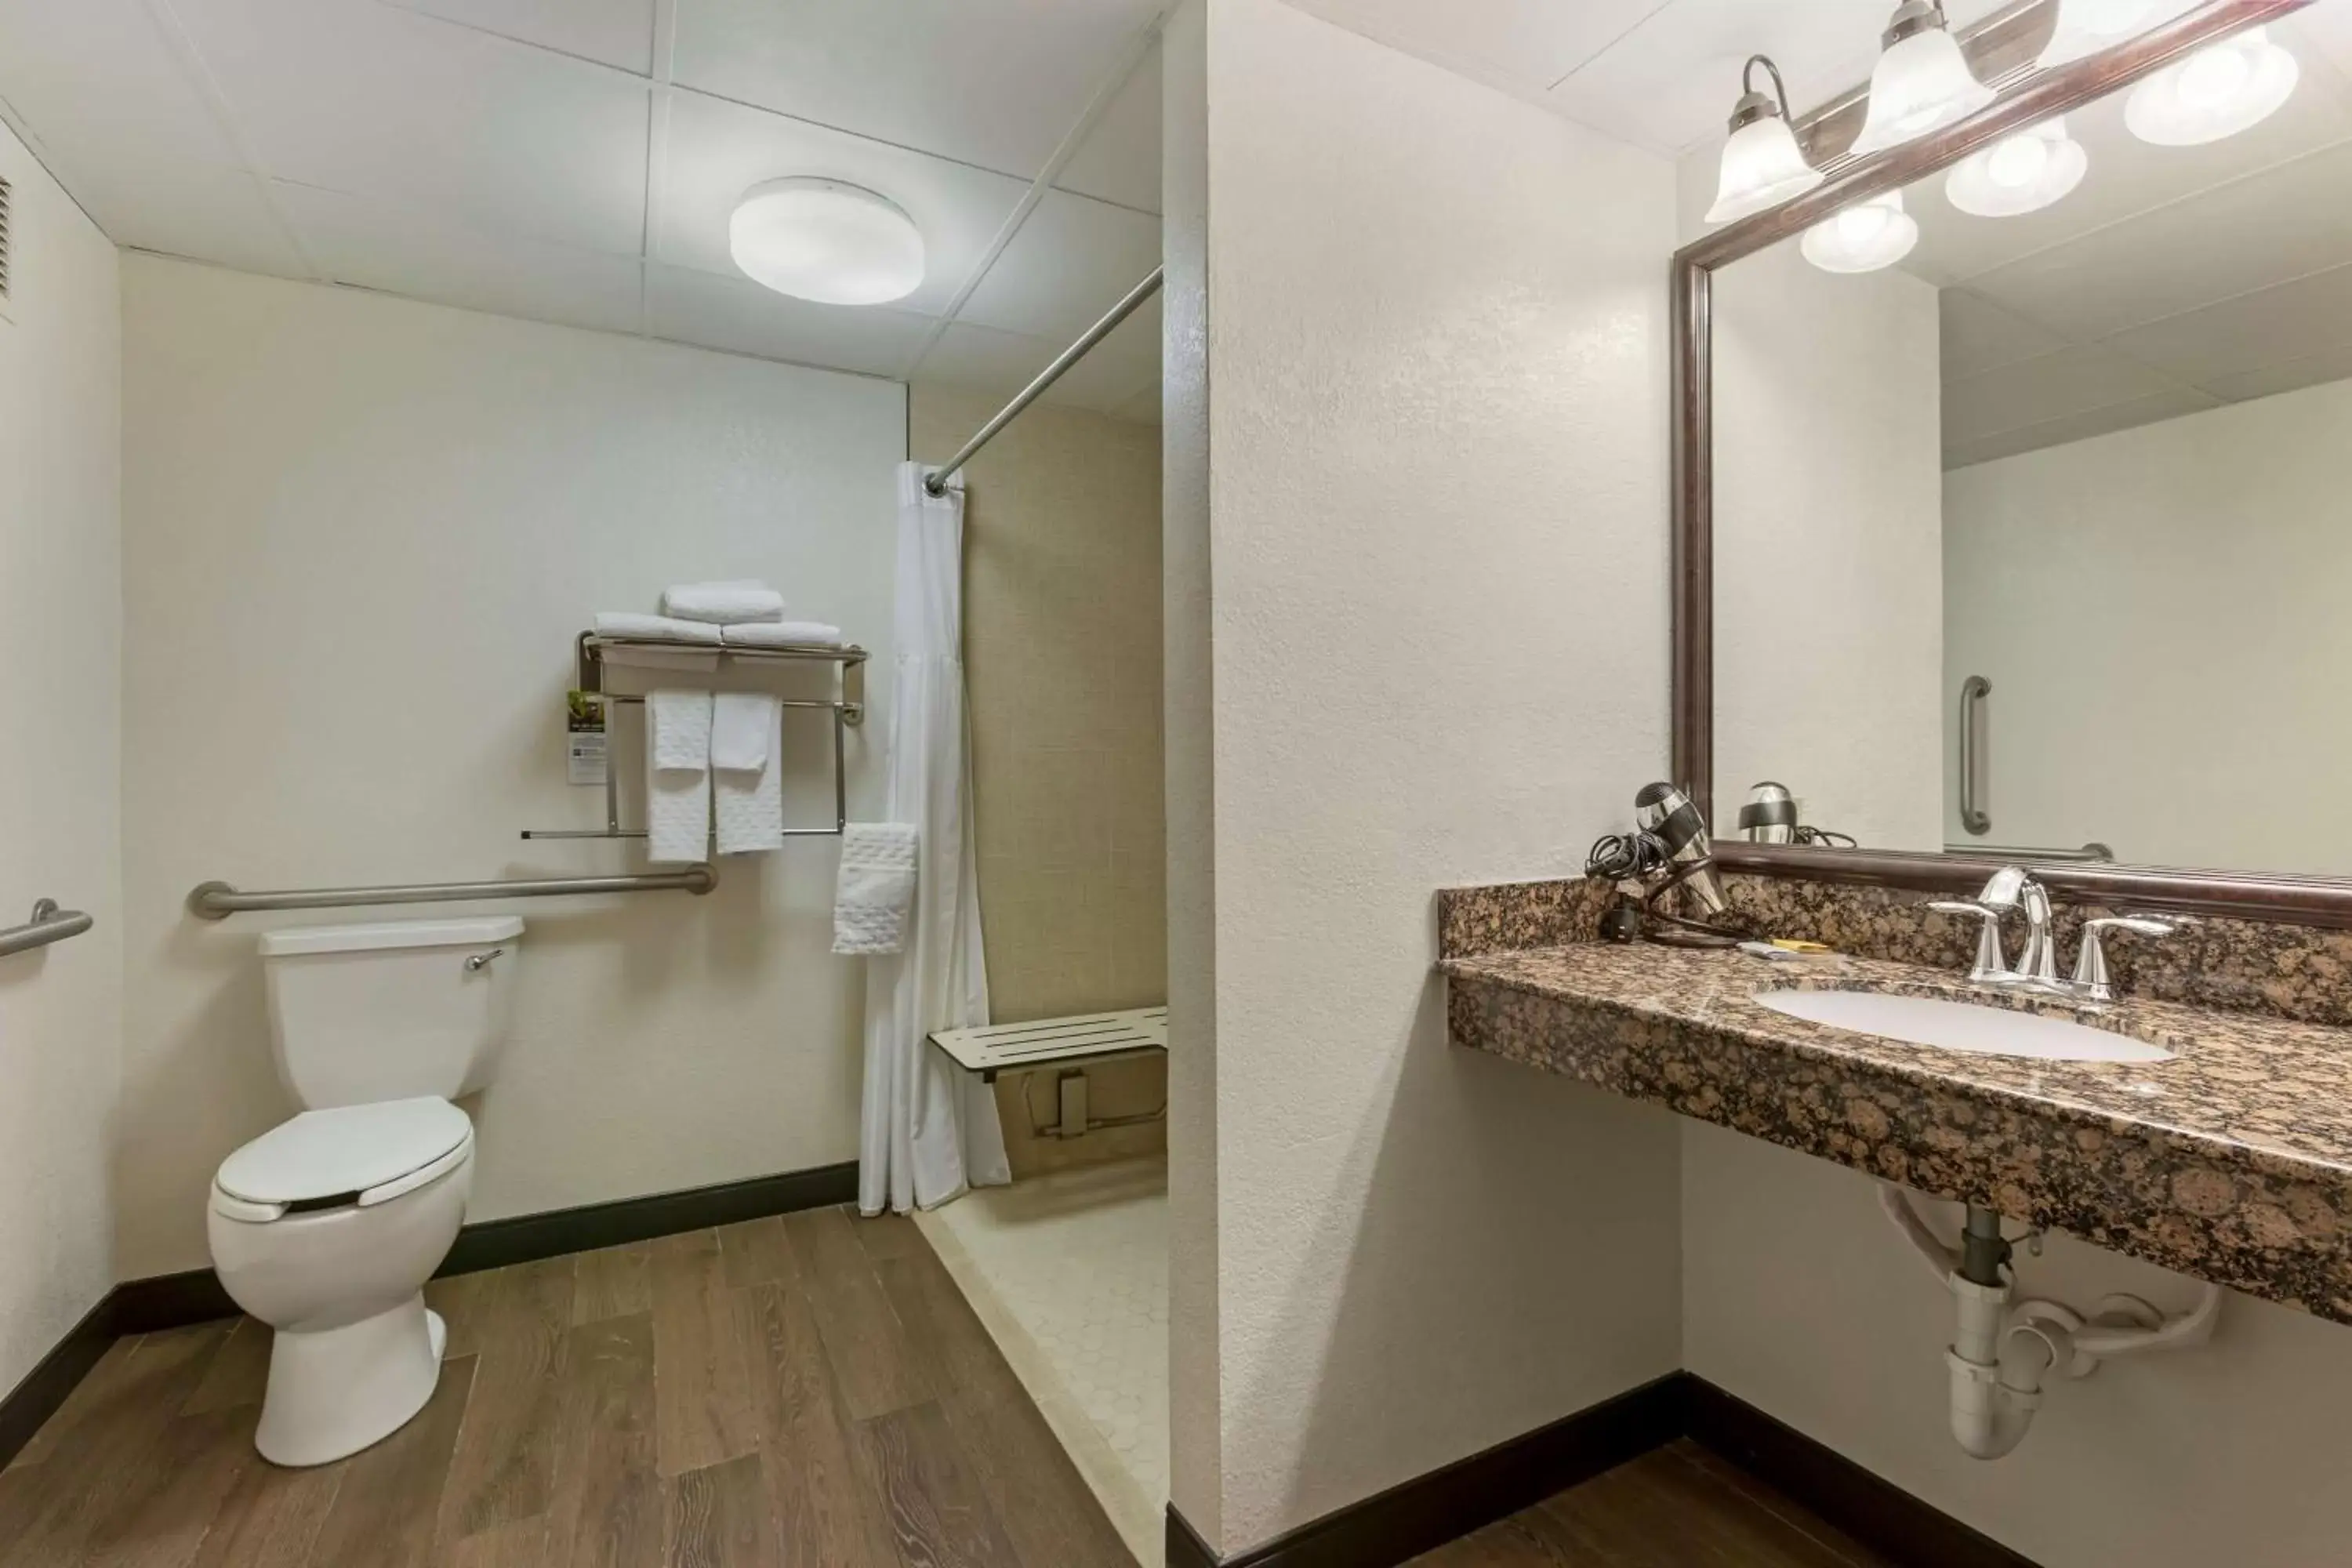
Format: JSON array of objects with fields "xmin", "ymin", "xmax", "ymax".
[
  {"xmin": 521, "ymin": 691, "xmax": 849, "ymax": 843},
  {"xmin": 187, "ymin": 866, "xmax": 717, "ymax": 920},
  {"xmin": 576, "ymin": 631, "xmax": 866, "ymax": 725},
  {"xmin": 0, "ymin": 897, "xmax": 94, "ymax": 957}
]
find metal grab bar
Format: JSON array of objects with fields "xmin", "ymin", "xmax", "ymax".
[
  {"xmin": 1942, "ymin": 842, "xmax": 2116, "ymax": 863},
  {"xmin": 187, "ymin": 866, "xmax": 717, "ymax": 920},
  {"xmin": 0, "ymin": 898, "xmax": 94, "ymax": 958},
  {"xmin": 1957, "ymin": 675, "xmax": 1991, "ymax": 837}
]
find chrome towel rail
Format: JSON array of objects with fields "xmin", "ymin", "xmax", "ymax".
[
  {"xmin": 0, "ymin": 898, "xmax": 93, "ymax": 958},
  {"xmin": 187, "ymin": 866, "xmax": 717, "ymax": 920},
  {"xmin": 1957, "ymin": 674, "xmax": 1992, "ymax": 837}
]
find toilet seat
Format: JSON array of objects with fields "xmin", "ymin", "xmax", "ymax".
[{"xmin": 212, "ymin": 1097, "xmax": 474, "ymax": 1223}]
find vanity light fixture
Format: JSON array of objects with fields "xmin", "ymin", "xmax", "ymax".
[
  {"xmin": 1849, "ymin": 0, "xmax": 1997, "ymax": 158},
  {"xmin": 1801, "ymin": 188, "xmax": 1920, "ymax": 273},
  {"xmin": 1945, "ymin": 116, "xmax": 2089, "ymax": 216},
  {"xmin": 1704, "ymin": 55, "xmax": 1824, "ymax": 226},
  {"xmin": 2037, "ymin": 0, "xmax": 2161, "ymax": 69},
  {"xmin": 2125, "ymin": 26, "xmax": 2298, "ymax": 146},
  {"xmin": 729, "ymin": 177, "xmax": 926, "ymax": 306}
]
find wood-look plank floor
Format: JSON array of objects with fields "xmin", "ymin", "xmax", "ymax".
[
  {"xmin": 0, "ymin": 1208, "xmax": 1134, "ymax": 1568},
  {"xmin": 1406, "ymin": 1440, "xmax": 1894, "ymax": 1568}
]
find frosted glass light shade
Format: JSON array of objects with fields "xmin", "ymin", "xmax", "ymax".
[
  {"xmin": 1801, "ymin": 191, "xmax": 1921, "ymax": 274},
  {"xmin": 2126, "ymin": 27, "xmax": 2299, "ymax": 146},
  {"xmin": 1946, "ymin": 117, "xmax": 2089, "ymax": 216},
  {"xmin": 729, "ymin": 178, "xmax": 926, "ymax": 305},
  {"xmin": 1850, "ymin": 24, "xmax": 1997, "ymax": 155},
  {"xmin": 1706, "ymin": 114, "xmax": 1825, "ymax": 224},
  {"xmin": 2038, "ymin": 0, "xmax": 2159, "ymax": 69}
]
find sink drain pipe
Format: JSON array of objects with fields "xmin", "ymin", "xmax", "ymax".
[{"xmin": 1878, "ymin": 1183, "xmax": 2223, "ymax": 1460}]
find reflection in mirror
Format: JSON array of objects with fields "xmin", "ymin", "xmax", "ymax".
[{"xmin": 1711, "ymin": 2, "xmax": 2352, "ymax": 877}]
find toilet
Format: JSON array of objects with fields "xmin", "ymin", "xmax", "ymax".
[{"xmin": 206, "ymin": 915, "xmax": 522, "ymax": 1467}]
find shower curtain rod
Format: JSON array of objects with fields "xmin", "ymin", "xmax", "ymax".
[{"xmin": 924, "ymin": 265, "xmax": 1164, "ymax": 496}]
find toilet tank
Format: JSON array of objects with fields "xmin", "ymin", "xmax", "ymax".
[{"xmin": 258, "ymin": 916, "xmax": 524, "ymax": 1109}]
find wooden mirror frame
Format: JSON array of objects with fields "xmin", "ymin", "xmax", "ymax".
[{"xmin": 1667, "ymin": 0, "xmax": 2352, "ymax": 927}]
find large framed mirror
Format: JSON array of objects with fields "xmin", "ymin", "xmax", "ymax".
[{"xmin": 1674, "ymin": 0, "xmax": 2352, "ymax": 924}]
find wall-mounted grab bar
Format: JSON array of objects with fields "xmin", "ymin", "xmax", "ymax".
[
  {"xmin": 187, "ymin": 866, "xmax": 717, "ymax": 920},
  {"xmin": 1958, "ymin": 675, "xmax": 1991, "ymax": 837},
  {"xmin": 0, "ymin": 898, "xmax": 94, "ymax": 958},
  {"xmin": 1941, "ymin": 842, "xmax": 2116, "ymax": 864}
]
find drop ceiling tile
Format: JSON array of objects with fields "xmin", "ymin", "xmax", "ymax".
[
  {"xmin": 916, "ymin": 301, "xmax": 1159, "ymax": 414},
  {"xmin": 0, "ymin": 0, "xmax": 242, "ymax": 183},
  {"xmin": 276, "ymin": 181, "xmax": 644, "ymax": 336},
  {"xmin": 1904, "ymin": 76, "xmax": 2352, "ymax": 288},
  {"xmin": 1057, "ymin": 44, "xmax": 1160, "ymax": 215},
  {"xmin": 956, "ymin": 189, "xmax": 1160, "ymax": 342},
  {"xmin": 2203, "ymin": 342, "xmax": 2352, "ymax": 405},
  {"xmin": 659, "ymin": 88, "xmax": 1029, "ymax": 318},
  {"xmin": 1956, "ymin": 137, "xmax": 2352, "ymax": 341},
  {"xmin": 378, "ymin": 0, "xmax": 658, "ymax": 74},
  {"xmin": 1940, "ymin": 289, "xmax": 2073, "ymax": 381},
  {"xmin": 89, "ymin": 163, "xmax": 309, "ymax": 278},
  {"xmin": 170, "ymin": 0, "xmax": 652, "ymax": 255},
  {"xmin": 2101, "ymin": 261, "xmax": 2352, "ymax": 389},
  {"xmin": 1944, "ymin": 386, "xmax": 2220, "ymax": 468},
  {"xmin": 1943, "ymin": 343, "xmax": 2193, "ymax": 445},
  {"xmin": 672, "ymin": 0, "xmax": 1160, "ymax": 179},
  {"xmin": 1282, "ymin": 0, "xmax": 1675, "ymax": 103},
  {"xmin": 644, "ymin": 260, "xmax": 933, "ymax": 378}
]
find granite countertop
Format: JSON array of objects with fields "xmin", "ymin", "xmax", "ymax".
[{"xmin": 1443, "ymin": 941, "xmax": 2352, "ymax": 1323}]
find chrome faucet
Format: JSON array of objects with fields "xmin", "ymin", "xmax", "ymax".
[{"xmin": 1929, "ymin": 867, "xmax": 2173, "ymax": 1000}]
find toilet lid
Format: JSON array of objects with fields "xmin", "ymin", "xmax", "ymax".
[{"xmin": 216, "ymin": 1097, "xmax": 472, "ymax": 1207}]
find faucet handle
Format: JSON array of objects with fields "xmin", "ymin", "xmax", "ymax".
[
  {"xmin": 1929, "ymin": 900, "xmax": 2011, "ymax": 985},
  {"xmin": 2071, "ymin": 916, "xmax": 2174, "ymax": 1002}
]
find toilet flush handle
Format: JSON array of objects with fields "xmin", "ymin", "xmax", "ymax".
[{"xmin": 465, "ymin": 947, "xmax": 505, "ymax": 973}]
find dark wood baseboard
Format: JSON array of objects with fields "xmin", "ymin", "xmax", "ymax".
[
  {"xmin": 1169, "ymin": 1371, "xmax": 2039, "ymax": 1568},
  {"xmin": 1680, "ymin": 1377, "xmax": 2038, "ymax": 1568},
  {"xmin": 0, "ymin": 1159, "xmax": 859, "ymax": 1468},
  {"xmin": 1166, "ymin": 1374, "xmax": 1686, "ymax": 1568}
]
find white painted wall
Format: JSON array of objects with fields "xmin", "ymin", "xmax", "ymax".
[
  {"xmin": 1945, "ymin": 376, "xmax": 2352, "ymax": 874},
  {"xmin": 0, "ymin": 125, "xmax": 123, "ymax": 1396},
  {"xmin": 1169, "ymin": 1, "xmax": 1685, "ymax": 1552},
  {"xmin": 119, "ymin": 257, "xmax": 903, "ymax": 1277}
]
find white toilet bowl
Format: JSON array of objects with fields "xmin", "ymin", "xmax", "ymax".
[{"xmin": 207, "ymin": 1095, "xmax": 475, "ymax": 1467}]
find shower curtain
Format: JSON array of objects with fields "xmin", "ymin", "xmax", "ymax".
[{"xmin": 858, "ymin": 463, "xmax": 1011, "ymax": 1214}]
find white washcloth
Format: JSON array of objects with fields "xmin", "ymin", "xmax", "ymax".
[
  {"xmin": 723, "ymin": 620, "xmax": 844, "ymax": 648},
  {"xmin": 594, "ymin": 611, "xmax": 723, "ymax": 644},
  {"xmin": 711, "ymin": 692, "xmax": 783, "ymax": 855},
  {"xmin": 663, "ymin": 581, "xmax": 785, "ymax": 625},
  {"xmin": 645, "ymin": 690, "xmax": 712, "ymax": 863},
  {"xmin": 833, "ymin": 823, "xmax": 919, "ymax": 955}
]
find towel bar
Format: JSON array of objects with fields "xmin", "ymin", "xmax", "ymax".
[
  {"xmin": 187, "ymin": 866, "xmax": 717, "ymax": 920},
  {"xmin": 521, "ymin": 691, "xmax": 849, "ymax": 842},
  {"xmin": 0, "ymin": 897, "xmax": 94, "ymax": 957}
]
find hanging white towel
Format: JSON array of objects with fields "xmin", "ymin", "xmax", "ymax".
[
  {"xmin": 712, "ymin": 692, "xmax": 784, "ymax": 855},
  {"xmin": 833, "ymin": 823, "xmax": 919, "ymax": 955},
  {"xmin": 722, "ymin": 620, "xmax": 844, "ymax": 648},
  {"xmin": 594, "ymin": 611, "xmax": 723, "ymax": 644},
  {"xmin": 662, "ymin": 581, "xmax": 786, "ymax": 625},
  {"xmin": 645, "ymin": 690, "xmax": 712, "ymax": 864}
]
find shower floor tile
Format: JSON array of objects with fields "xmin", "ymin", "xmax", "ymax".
[{"xmin": 916, "ymin": 1156, "xmax": 1167, "ymax": 1567}]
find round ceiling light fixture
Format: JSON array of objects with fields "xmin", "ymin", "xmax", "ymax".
[
  {"xmin": 1801, "ymin": 189, "xmax": 1921, "ymax": 274},
  {"xmin": 1945, "ymin": 116, "xmax": 2089, "ymax": 216},
  {"xmin": 1849, "ymin": 0, "xmax": 1997, "ymax": 158},
  {"xmin": 1705, "ymin": 55, "xmax": 1825, "ymax": 225},
  {"xmin": 728, "ymin": 177, "xmax": 926, "ymax": 306},
  {"xmin": 2125, "ymin": 27, "xmax": 2299, "ymax": 147}
]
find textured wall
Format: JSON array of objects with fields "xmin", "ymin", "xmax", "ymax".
[
  {"xmin": 1173, "ymin": 0, "xmax": 1686, "ymax": 1552},
  {"xmin": 909, "ymin": 384, "xmax": 1167, "ymax": 1177},
  {"xmin": 119, "ymin": 258, "xmax": 902, "ymax": 1276},
  {"xmin": 0, "ymin": 121, "xmax": 123, "ymax": 1396}
]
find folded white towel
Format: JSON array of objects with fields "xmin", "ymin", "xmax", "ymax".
[
  {"xmin": 723, "ymin": 620, "xmax": 843, "ymax": 648},
  {"xmin": 833, "ymin": 823, "xmax": 919, "ymax": 955},
  {"xmin": 645, "ymin": 691, "xmax": 712, "ymax": 864},
  {"xmin": 594, "ymin": 611, "xmax": 723, "ymax": 644},
  {"xmin": 713, "ymin": 692, "xmax": 784, "ymax": 856},
  {"xmin": 663, "ymin": 581, "xmax": 785, "ymax": 625}
]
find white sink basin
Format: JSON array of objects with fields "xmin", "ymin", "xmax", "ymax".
[{"xmin": 1755, "ymin": 989, "xmax": 2175, "ymax": 1064}]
